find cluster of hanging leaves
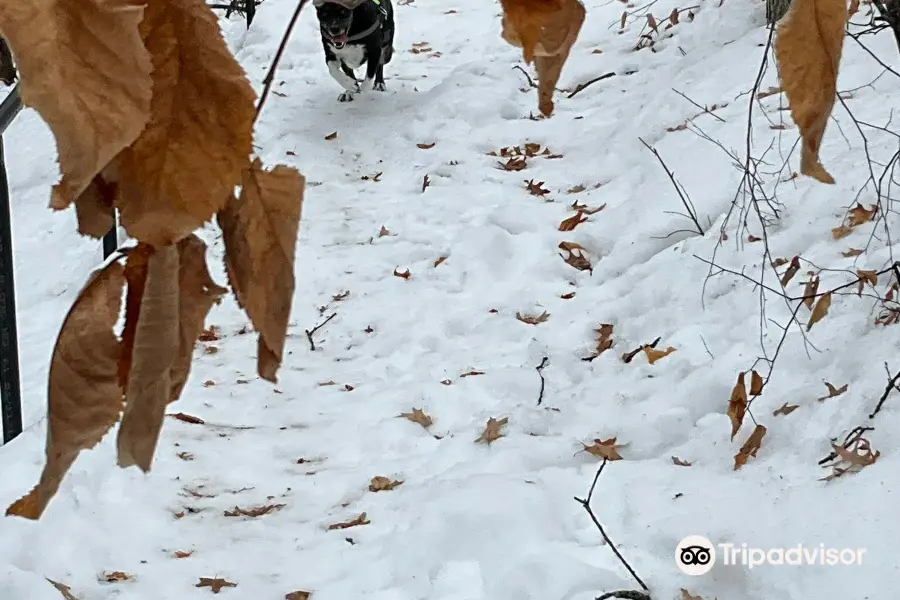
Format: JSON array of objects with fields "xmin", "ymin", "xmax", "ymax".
[
  {"xmin": 1, "ymin": 0, "xmax": 305, "ymax": 520},
  {"xmin": 498, "ymin": 0, "xmax": 586, "ymax": 115},
  {"xmin": 773, "ymin": 0, "xmax": 848, "ymax": 183}
]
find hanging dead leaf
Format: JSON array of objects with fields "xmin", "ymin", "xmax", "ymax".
[
  {"xmin": 559, "ymin": 211, "xmax": 588, "ymax": 231},
  {"xmin": 218, "ymin": 158, "xmax": 305, "ymax": 383},
  {"xmin": 116, "ymin": 244, "xmax": 179, "ymax": 472},
  {"xmin": 749, "ymin": 370, "xmax": 764, "ymax": 396},
  {"xmin": 582, "ymin": 323, "xmax": 614, "ymax": 361},
  {"xmin": 475, "ymin": 417, "xmax": 509, "ymax": 444},
  {"xmin": 398, "ymin": 408, "xmax": 433, "ymax": 429},
  {"xmin": 780, "ymin": 256, "xmax": 801, "ymax": 287},
  {"xmin": 224, "ymin": 504, "xmax": 285, "ymax": 517},
  {"xmin": 817, "ymin": 381, "xmax": 848, "ymax": 401},
  {"xmin": 558, "ymin": 241, "xmax": 592, "ymax": 272},
  {"xmin": 848, "ymin": 0, "xmax": 860, "ymax": 15},
  {"xmin": 822, "ymin": 437, "xmax": 880, "ymax": 480},
  {"xmin": 582, "ymin": 437, "xmax": 624, "ymax": 460},
  {"xmin": 327, "ymin": 512, "xmax": 370, "ymax": 530},
  {"xmin": 6, "ymin": 262, "xmax": 125, "ymax": 520},
  {"xmin": 856, "ymin": 269, "xmax": 877, "ymax": 295},
  {"xmin": 806, "ymin": 292, "xmax": 832, "ymax": 331},
  {"xmin": 728, "ymin": 372, "xmax": 748, "ymax": 441},
  {"xmin": 0, "ymin": 0, "xmax": 153, "ymax": 212},
  {"xmin": 671, "ymin": 456, "xmax": 692, "ymax": 466},
  {"xmin": 642, "ymin": 345, "xmax": 675, "ymax": 364},
  {"xmin": 774, "ymin": 0, "xmax": 847, "ymax": 183},
  {"xmin": 516, "ymin": 310, "xmax": 550, "ymax": 324},
  {"xmin": 733, "ymin": 424, "xmax": 767, "ymax": 470},
  {"xmin": 848, "ymin": 203, "xmax": 877, "ymax": 225},
  {"xmin": 196, "ymin": 577, "xmax": 237, "ymax": 593},
  {"xmin": 773, "ymin": 402, "xmax": 799, "ymax": 416},
  {"xmin": 74, "ymin": 176, "xmax": 117, "ymax": 239},
  {"xmin": 802, "ymin": 275, "xmax": 820, "ymax": 309},
  {"xmin": 368, "ymin": 476, "xmax": 404, "ymax": 491}
]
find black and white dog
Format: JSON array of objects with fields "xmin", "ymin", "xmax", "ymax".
[{"xmin": 313, "ymin": 0, "xmax": 395, "ymax": 102}]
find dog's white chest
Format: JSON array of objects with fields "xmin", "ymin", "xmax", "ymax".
[{"xmin": 330, "ymin": 43, "xmax": 366, "ymax": 69}]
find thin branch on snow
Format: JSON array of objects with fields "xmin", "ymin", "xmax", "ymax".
[
  {"xmin": 574, "ymin": 460, "xmax": 650, "ymax": 593},
  {"xmin": 638, "ymin": 137, "xmax": 704, "ymax": 236},
  {"xmin": 535, "ymin": 356, "xmax": 549, "ymax": 405},
  {"xmin": 596, "ymin": 591, "xmax": 653, "ymax": 600},
  {"xmin": 305, "ymin": 312, "xmax": 337, "ymax": 351},
  {"xmin": 566, "ymin": 72, "xmax": 616, "ymax": 99},
  {"xmin": 869, "ymin": 362, "xmax": 900, "ymax": 418},
  {"xmin": 512, "ymin": 65, "xmax": 538, "ymax": 89}
]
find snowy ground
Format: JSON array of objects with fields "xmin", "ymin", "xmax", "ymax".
[{"xmin": 2, "ymin": 0, "xmax": 900, "ymax": 598}]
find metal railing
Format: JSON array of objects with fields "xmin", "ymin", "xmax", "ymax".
[{"xmin": 0, "ymin": 84, "xmax": 118, "ymax": 445}]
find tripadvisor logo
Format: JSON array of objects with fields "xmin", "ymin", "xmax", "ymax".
[{"xmin": 675, "ymin": 536, "xmax": 866, "ymax": 574}]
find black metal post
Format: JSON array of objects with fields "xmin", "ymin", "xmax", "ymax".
[
  {"xmin": 0, "ymin": 132, "xmax": 22, "ymax": 445},
  {"xmin": 246, "ymin": 0, "xmax": 256, "ymax": 26}
]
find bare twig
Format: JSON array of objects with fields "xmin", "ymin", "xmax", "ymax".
[
  {"xmin": 639, "ymin": 138, "xmax": 704, "ymax": 235},
  {"xmin": 255, "ymin": 0, "xmax": 309, "ymax": 123},
  {"xmin": 596, "ymin": 592, "xmax": 652, "ymax": 600},
  {"xmin": 870, "ymin": 362, "xmax": 900, "ymax": 418},
  {"xmin": 535, "ymin": 356, "xmax": 549, "ymax": 405},
  {"xmin": 512, "ymin": 65, "xmax": 538, "ymax": 88},
  {"xmin": 567, "ymin": 72, "xmax": 617, "ymax": 99},
  {"xmin": 305, "ymin": 312, "xmax": 337, "ymax": 351},
  {"xmin": 672, "ymin": 88, "xmax": 726, "ymax": 123},
  {"xmin": 574, "ymin": 460, "xmax": 649, "ymax": 592}
]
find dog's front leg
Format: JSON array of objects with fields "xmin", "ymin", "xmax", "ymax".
[
  {"xmin": 326, "ymin": 55, "xmax": 359, "ymax": 102},
  {"xmin": 359, "ymin": 38, "xmax": 382, "ymax": 93}
]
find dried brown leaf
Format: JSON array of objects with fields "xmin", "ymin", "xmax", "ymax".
[
  {"xmin": 475, "ymin": 417, "xmax": 509, "ymax": 444},
  {"xmin": 582, "ymin": 437, "xmax": 624, "ymax": 460},
  {"xmin": 327, "ymin": 512, "xmax": 370, "ymax": 530},
  {"xmin": 286, "ymin": 592, "xmax": 311, "ymax": 600},
  {"xmin": 398, "ymin": 408, "xmax": 433, "ymax": 429},
  {"xmin": 196, "ymin": 577, "xmax": 237, "ymax": 593},
  {"xmin": 219, "ymin": 159, "xmax": 305, "ymax": 383},
  {"xmin": 116, "ymin": 245, "xmax": 179, "ymax": 472},
  {"xmin": 831, "ymin": 224, "xmax": 854, "ymax": 239},
  {"xmin": 6, "ymin": 262, "xmax": 125, "ymax": 520},
  {"xmin": 368, "ymin": 476, "xmax": 404, "ymax": 491},
  {"xmin": 728, "ymin": 372, "xmax": 748, "ymax": 441},
  {"xmin": 74, "ymin": 176, "xmax": 117, "ymax": 239},
  {"xmin": 749, "ymin": 370, "xmax": 764, "ymax": 396},
  {"xmin": 773, "ymin": 402, "xmax": 799, "ymax": 416},
  {"xmin": 802, "ymin": 275, "xmax": 820, "ymax": 309},
  {"xmin": 224, "ymin": 503, "xmax": 285, "ymax": 517},
  {"xmin": 168, "ymin": 412, "xmax": 204, "ymax": 424},
  {"xmin": 101, "ymin": 571, "xmax": 131, "ymax": 583},
  {"xmin": 434, "ymin": 256, "xmax": 447, "ymax": 267},
  {"xmin": 642, "ymin": 345, "xmax": 675, "ymax": 364},
  {"xmin": 733, "ymin": 424, "xmax": 766, "ymax": 470},
  {"xmin": 47, "ymin": 579, "xmax": 79, "ymax": 600},
  {"xmin": 807, "ymin": 292, "xmax": 832, "ymax": 331},
  {"xmin": 324, "ymin": 131, "xmax": 337, "ymax": 140},
  {"xmin": 857, "ymin": 269, "xmax": 877, "ymax": 295},
  {"xmin": 417, "ymin": 142, "xmax": 435, "ymax": 149},
  {"xmin": 393, "ymin": 267, "xmax": 411, "ymax": 279},
  {"xmin": 841, "ymin": 247, "xmax": 864, "ymax": 257},
  {"xmin": 817, "ymin": 381, "xmax": 848, "ymax": 401},
  {"xmin": 516, "ymin": 310, "xmax": 550, "ymax": 324},
  {"xmin": 0, "ymin": 0, "xmax": 153, "ymax": 211},
  {"xmin": 559, "ymin": 210, "xmax": 588, "ymax": 231},
  {"xmin": 174, "ymin": 550, "xmax": 193, "ymax": 558},
  {"xmin": 106, "ymin": 0, "xmax": 255, "ymax": 245},
  {"xmin": 680, "ymin": 590, "xmax": 702, "ymax": 600},
  {"xmin": 848, "ymin": 203, "xmax": 877, "ymax": 225},
  {"xmin": 583, "ymin": 323, "xmax": 614, "ymax": 361},
  {"xmin": 774, "ymin": 0, "xmax": 847, "ymax": 183},
  {"xmin": 671, "ymin": 456, "xmax": 692, "ymax": 466},
  {"xmin": 780, "ymin": 255, "xmax": 801, "ymax": 287},
  {"xmin": 558, "ymin": 241, "xmax": 592, "ymax": 272}
]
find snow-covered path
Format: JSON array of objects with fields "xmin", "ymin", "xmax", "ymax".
[{"xmin": 2, "ymin": 0, "xmax": 900, "ymax": 598}]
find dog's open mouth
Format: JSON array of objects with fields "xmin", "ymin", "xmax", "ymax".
[{"xmin": 330, "ymin": 32, "xmax": 349, "ymax": 46}]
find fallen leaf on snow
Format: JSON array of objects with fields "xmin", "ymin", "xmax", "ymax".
[
  {"xmin": 324, "ymin": 131, "xmax": 337, "ymax": 140},
  {"xmin": 174, "ymin": 550, "xmax": 193, "ymax": 558},
  {"xmin": 642, "ymin": 345, "xmax": 675, "ymax": 364},
  {"xmin": 817, "ymin": 381, "xmax": 848, "ymax": 401},
  {"xmin": 582, "ymin": 324, "xmax": 614, "ymax": 361},
  {"xmin": 558, "ymin": 241, "xmax": 592, "ymax": 272},
  {"xmin": 773, "ymin": 402, "xmax": 799, "ymax": 416},
  {"xmin": 196, "ymin": 577, "xmax": 237, "ymax": 594},
  {"xmin": 368, "ymin": 476, "xmax": 404, "ymax": 491},
  {"xmin": 516, "ymin": 310, "xmax": 550, "ymax": 324},
  {"xmin": 47, "ymin": 579, "xmax": 79, "ymax": 600},
  {"xmin": 224, "ymin": 504, "xmax": 285, "ymax": 517},
  {"xmin": 841, "ymin": 247, "xmax": 864, "ymax": 257},
  {"xmin": 327, "ymin": 512, "xmax": 370, "ymax": 530},
  {"xmin": 101, "ymin": 571, "xmax": 131, "ymax": 583},
  {"xmin": 672, "ymin": 456, "xmax": 692, "ymax": 466},
  {"xmin": 475, "ymin": 417, "xmax": 509, "ymax": 444},
  {"xmin": 169, "ymin": 412, "xmax": 205, "ymax": 424},
  {"xmin": 286, "ymin": 592, "xmax": 311, "ymax": 600},
  {"xmin": 398, "ymin": 408, "xmax": 433, "ymax": 429},
  {"xmin": 559, "ymin": 211, "xmax": 588, "ymax": 231},
  {"xmin": 416, "ymin": 142, "xmax": 435, "ymax": 149},
  {"xmin": 393, "ymin": 267, "xmax": 411, "ymax": 279},
  {"xmin": 582, "ymin": 437, "xmax": 625, "ymax": 461},
  {"xmin": 434, "ymin": 256, "xmax": 447, "ymax": 267}
]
